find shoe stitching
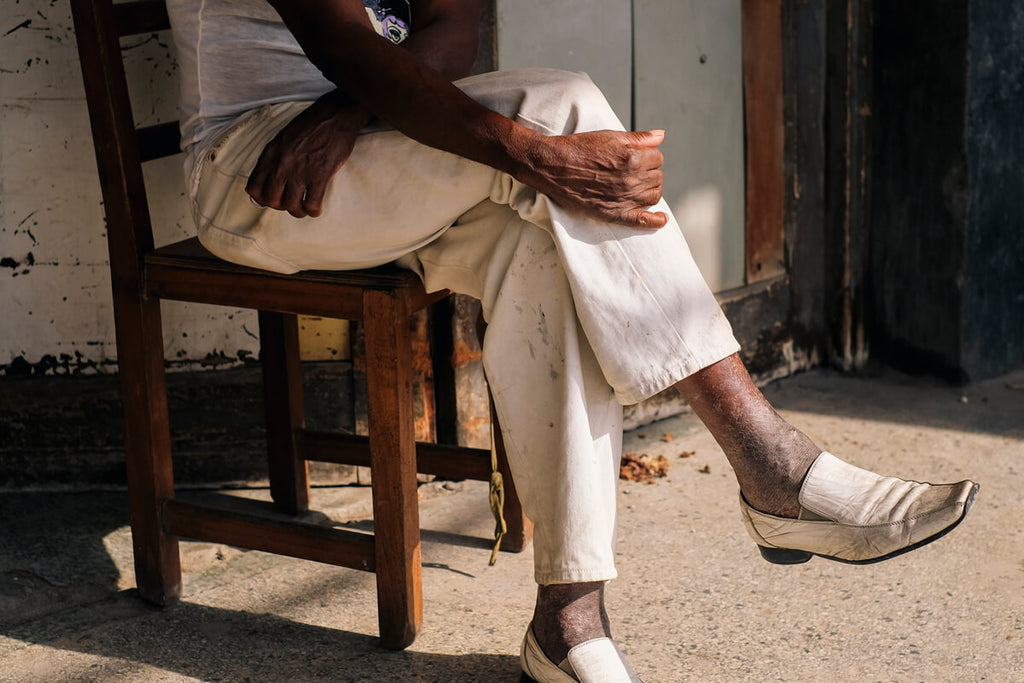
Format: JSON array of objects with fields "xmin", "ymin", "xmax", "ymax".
[
  {"xmin": 797, "ymin": 455, "xmax": 971, "ymax": 529},
  {"xmin": 746, "ymin": 495, "xmax": 967, "ymax": 530}
]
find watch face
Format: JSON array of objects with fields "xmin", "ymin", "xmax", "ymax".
[{"xmin": 363, "ymin": 0, "xmax": 412, "ymax": 44}]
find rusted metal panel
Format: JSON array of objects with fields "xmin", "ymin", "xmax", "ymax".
[
  {"xmin": 450, "ymin": 294, "xmax": 490, "ymax": 450},
  {"xmin": 743, "ymin": 0, "xmax": 787, "ymax": 283}
]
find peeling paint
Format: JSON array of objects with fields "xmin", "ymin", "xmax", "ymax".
[
  {"xmin": 0, "ymin": 346, "xmax": 262, "ymax": 378},
  {"xmin": 2, "ymin": 0, "xmax": 258, "ymax": 373},
  {"xmin": 5, "ymin": 20, "xmax": 34, "ymax": 37},
  {"xmin": 2, "ymin": 351, "xmax": 107, "ymax": 377},
  {"xmin": 451, "ymin": 339, "xmax": 482, "ymax": 366}
]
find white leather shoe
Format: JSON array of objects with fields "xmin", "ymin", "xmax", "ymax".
[
  {"xmin": 739, "ymin": 452, "xmax": 979, "ymax": 564},
  {"xmin": 520, "ymin": 625, "xmax": 642, "ymax": 683}
]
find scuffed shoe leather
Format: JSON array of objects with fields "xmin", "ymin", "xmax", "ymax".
[
  {"xmin": 521, "ymin": 624, "xmax": 642, "ymax": 683},
  {"xmin": 739, "ymin": 452, "xmax": 979, "ymax": 564}
]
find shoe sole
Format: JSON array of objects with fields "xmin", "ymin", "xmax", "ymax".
[{"xmin": 758, "ymin": 482, "xmax": 979, "ymax": 566}]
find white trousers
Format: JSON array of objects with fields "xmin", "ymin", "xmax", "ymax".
[{"xmin": 190, "ymin": 69, "xmax": 739, "ymax": 584}]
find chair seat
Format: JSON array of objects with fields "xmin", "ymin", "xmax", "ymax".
[{"xmin": 145, "ymin": 237, "xmax": 448, "ymax": 320}]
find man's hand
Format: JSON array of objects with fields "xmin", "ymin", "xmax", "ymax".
[
  {"xmin": 264, "ymin": 0, "xmax": 667, "ymax": 229},
  {"xmin": 245, "ymin": 90, "xmax": 371, "ymax": 218},
  {"xmin": 520, "ymin": 129, "xmax": 669, "ymax": 229}
]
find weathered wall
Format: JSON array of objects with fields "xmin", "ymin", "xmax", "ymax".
[
  {"xmin": 495, "ymin": 0, "xmax": 632, "ymax": 123},
  {"xmin": 0, "ymin": 1, "xmax": 259, "ymax": 378},
  {"xmin": 963, "ymin": 0, "xmax": 1024, "ymax": 378},
  {"xmin": 633, "ymin": 0, "xmax": 745, "ymax": 292},
  {"xmin": 0, "ymin": 2, "xmax": 488, "ymax": 488},
  {"xmin": 871, "ymin": 0, "xmax": 1024, "ymax": 381},
  {"xmin": 496, "ymin": 0, "xmax": 746, "ymax": 293},
  {"xmin": 2, "ymin": 1, "xmax": 747, "ymax": 377},
  {"xmin": 870, "ymin": 0, "xmax": 969, "ymax": 376}
]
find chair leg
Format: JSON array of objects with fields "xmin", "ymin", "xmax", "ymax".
[
  {"xmin": 363, "ymin": 290, "xmax": 422, "ymax": 650},
  {"xmin": 117, "ymin": 296, "xmax": 181, "ymax": 605},
  {"xmin": 490, "ymin": 395, "xmax": 534, "ymax": 553},
  {"xmin": 259, "ymin": 311, "xmax": 309, "ymax": 514}
]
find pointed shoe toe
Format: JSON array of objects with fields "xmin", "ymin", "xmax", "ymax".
[
  {"xmin": 521, "ymin": 625, "xmax": 642, "ymax": 683},
  {"xmin": 739, "ymin": 452, "xmax": 979, "ymax": 565}
]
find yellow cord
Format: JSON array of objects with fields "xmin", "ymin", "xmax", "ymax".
[{"xmin": 488, "ymin": 428, "xmax": 507, "ymax": 566}]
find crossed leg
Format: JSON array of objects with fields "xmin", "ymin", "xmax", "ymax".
[
  {"xmin": 191, "ymin": 68, "xmax": 977, "ymax": 681},
  {"xmin": 531, "ymin": 352, "xmax": 821, "ymax": 662}
]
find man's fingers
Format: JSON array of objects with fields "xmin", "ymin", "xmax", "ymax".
[
  {"xmin": 282, "ymin": 181, "xmax": 308, "ymax": 218},
  {"xmin": 247, "ymin": 182, "xmax": 281, "ymax": 211},
  {"xmin": 627, "ymin": 129, "xmax": 665, "ymax": 148},
  {"xmin": 246, "ymin": 173, "xmax": 327, "ymax": 219},
  {"xmin": 624, "ymin": 138, "xmax": 664, "ymax": 174},
  {"xmin": 246, "ymin": 165, "xmax": 286, "ymax": 212},
  {"xmin": 639, "ymin": 183, "xmax": 663, "ymax": 207},
  {"xmin": 640, "ymin": 210, "xmax": 669, "ymax": 229},
  {"xmin": 615, "ymin": 208, "xmax": 668, "ymax": 230},
  {"xmin": 244, "ymin": 174, "xmax": 266, "ymax": 206},
  {"xmin": 303, "ymin": 182, "xmax": 327, "ymax": 218}
]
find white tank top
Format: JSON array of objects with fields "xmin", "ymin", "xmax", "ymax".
[{"xmin": 167, "ymin": 0, "xmax": 411, "ymax": 189}]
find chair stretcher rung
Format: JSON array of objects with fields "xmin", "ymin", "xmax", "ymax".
[
  {"xmin": 162, "ymin": 498, "xmax": 376, "ymax": 571},
  {"xmin": 295, "ymin": 430, "xmax": 493, "ymax": 481}
]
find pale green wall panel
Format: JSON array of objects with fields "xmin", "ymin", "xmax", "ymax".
[
  {"xmin": 495, "ymin": 0, "xmax": 633, "ymax": 125},
  {"xmin": 497, "ymin": 0, "xmax": 745, "ymax": 292},
  {"xmin": 634, "ymin": 0, "xmax": 745, "ymax": 292}
]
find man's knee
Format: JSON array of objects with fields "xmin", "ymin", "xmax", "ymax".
[
  {"xmin": 459, "ymin": 68, "xmax": 622, "ymax": 134},
  {"xmin": 513, "ymin": 69, "xmax": 617, "ymax": 134},
  {"xmin": 516, "ymin": 67, "xmax": 601, "ymax": 100}
]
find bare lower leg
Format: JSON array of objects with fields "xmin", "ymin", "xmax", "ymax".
[
  {"xmin": 533, "ymin": 353, "xmax": 817, "ymax": 661},
  {"xmin": 674, "ymin": 353, "xmax": 820, "ymax": 518},
  {"xmin": 531, "ymin": 582, "xmax": 610, "ymax": 663}
]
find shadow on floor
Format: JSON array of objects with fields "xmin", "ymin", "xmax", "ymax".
[
  {"xmin": 762, "ymin": 367, "xmax": 1024, "ymax": 439},
  {"xmin": 3, "ymin": 597, "xmax": 520, "ymax": 681},
  {"xmin": 0, "ymin": 487, "xmax": 518, "ymax": 681},
  {"xmin": 0, "ymin": 491, "xmax": 126, "ymax": 630}
]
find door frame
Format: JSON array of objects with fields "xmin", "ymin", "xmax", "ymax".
[{"xmin": 717, "ymin": 0, "xmax": 869, "ymax": 382}]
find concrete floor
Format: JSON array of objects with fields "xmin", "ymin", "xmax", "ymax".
[{"xmin": 1, "ymin": 367, "xmax": 1022, "ymax": 682}]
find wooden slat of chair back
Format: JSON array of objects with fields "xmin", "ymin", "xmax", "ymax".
[
  {"xmin": 110, "ymin": 1, "xmax": 181, "ymax": 163},
  {"xmin": 70, "ymin": 0, "xmax": 176, "ymax": 274},
  {"xmin": 112, "ymin": 0, "xmax": 171, "ymax": 37},
  {"xmin": 137, "ymin": 121, "xmax": 183, "ymax": 162}
]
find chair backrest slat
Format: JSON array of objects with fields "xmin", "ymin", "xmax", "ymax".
[
  {"xmin": 113, "ymin": 0, "xmax": 171, "ymax": 37},
  {"xmin": 71, "ymin": 0, "xmax": 162, "ymax": 289},
  {"xmin": 138, "ymin": 121, "xmax": 182, "ymax": 162}
]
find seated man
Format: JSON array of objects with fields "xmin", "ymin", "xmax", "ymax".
[{"xmin": 166, "ymin": 0, "xmax": 979, "ymax": 680}]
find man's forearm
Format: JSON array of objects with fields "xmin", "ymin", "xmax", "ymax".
[
  {"xmin": 267, "ymin": 1, "xmax": 540, "ymax": 181},
  {"xmin": 264, "ymin": 0, "xmax": 667, "ymax": 228},
  {"xmin": 311, "ymin": 0, "xmax": 480, "ymax": 129},
  {"xmin": 310, "ymin": 88, "xmax": 374, "ymax": 128},
  {"xmin": 399, "ymin": 0, "xmax": 482, "ymax": 80}
]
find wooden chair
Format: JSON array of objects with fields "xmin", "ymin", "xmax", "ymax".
[{"xmin": 70, "ymin": 0, "xmax": 531, "ymax": 649}]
